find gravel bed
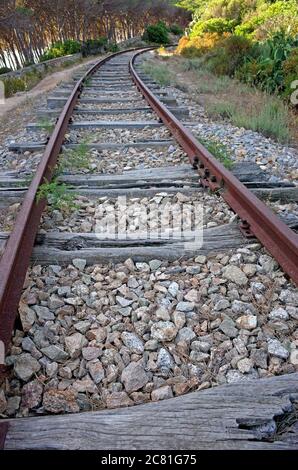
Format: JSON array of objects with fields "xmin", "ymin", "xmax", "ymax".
[
  {"xmin": 77, "ymin": 101, "xmax": 146, "ymax": 110},
  {"xmin": 269, "ymin": 201, "xmax": 298, "ymax": 225},
  {"xmin": 73, "ymin": 112, "xmax": 158, "ymax": 122},
  {"xmin": 60, "ymin": 145, "xmax": 187, "ymax": 174},
  {"xmin": 0, "ymin": 203, "xmax": 20, "ymax": 232},
  {"xmin": 40, "ymin": 192, "xmax": 236, "ymax": 233},
  {"xmin": 0, "ymin": 148, "xmax": 44, "ymax": 173},
  {"xmin": 1, "ymin": 247, "xmax": 297, "ymax": 417},
  {"xmin": 167, "ymin": 86, "xmax": 298, "ymax": 184},
  {"xmin": 82, "ymin": 91, "xmax": 140, "ymax": 99},
  {"xmin": 66, "ymin": 127, "xmax": 172, "ymax": 145}
]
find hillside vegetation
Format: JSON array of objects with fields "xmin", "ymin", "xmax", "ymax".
[
  {"xmin": 0, "ymin": 1, "xmax": 189, "ymax": 70},
  {"xmin": 176, "ymin": 0, "xmax": 298, "ymax": 103}
]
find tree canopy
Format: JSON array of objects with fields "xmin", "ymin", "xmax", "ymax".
[{"xmin": 0, "ymin": 0, "xmax": 189, "ymax": 69}]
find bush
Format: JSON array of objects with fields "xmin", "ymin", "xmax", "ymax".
[
  {"xmin": 0, "ymin": 67, "xmax": 12, "ymax": 75},
  {"xmin": 203, "ymin": 34, "xmax": 253, "ymax": 76},
  {"xmin": 3, "ymin": 77, "xmax": 26, "ymax": 97},
  {"xmin": 40, "ymin": 40, "xmax": 81, "ymax": 62},
  {"xmin": 82, "ymin": 37, "xmax": 107, "ymax": 56},
  {"xmin": 105, "ymin": 42, "xmax": 119, "ymax": 53},
  {"xmin": 282, "ymin": 48, "xmax": 298, "ymax": 100},
  {"xmin": 169, "ymin": 24, "xmax": 184, "ymax": 36},
  {"xmin": 191, "ymin": 18, "xmax": 237, "ymax": 37},
  {"xmin": 236, "ymin": 33, "xmax": 297, "ymax": 93},
  {"xmin": 142, "ymin": 21, "xmax": 169, "ymax": 45},
  {"xmin": 234, "ymin": 0, "xmax": 298, "ymax": 39},
  {"xmin": 176, "ymin": 33, "xmax": 227, "ymax": 58}
]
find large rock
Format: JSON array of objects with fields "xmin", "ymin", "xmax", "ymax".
[
  {"xmin": 121, "ymin": 332, "xmax": 144, "ymax": 354},
  {"xmin": 42, "ymin": 390, "xmax": 79, "ymax": 414},
  {"xmin": 33, "ymin": 305, "xmax": 55, "ymax": 321},
  {"xmin": 116, "ymin": 296, "xmax": 133, "ymax": 308},
  {"xmin": 6, "ymin": 396, "xmax": 21, "ymax": 416},
  {"xmin": 269, "ymin": 308, "xmax": 289, "ymax": 321},
  {"xmin": 251, "ymin": 349, "xmax": 268, "ymax": 369},
  {"xmin": 19, "ymin": 302, "xmax": 36, "ymax": 332},
  {"xmin": 87, "ymin": 361, "xmax": 105, "ymax": 384},
  {"xmin": 155, "ymin": 307, "xmax": 170, "ymax": 321},
  {"xmin": 151, "ymin": 321, "xmax": 178, "ymax": 342},
  {"xmin": 157, "ymin": 348, "xmax": 174, "ymax": 372},
  {"xmin": 176, "ymin": 302, "xmax": 195, "ymax": 312},
  {"xmin": 151, "ymin": 385, "xmax": 173, "ymax": 401},
  {"xmin": 41, "ymin": 345, "xmax": 69, "ymax": 362},
  {"xmin": 121, "ymin": 361, "xmax": 149, "ymax": 393},
  {"xmin": 0, "ymin": 389, "xmax": 7, "ymax": 414},
  {"xmin": 237, "ymin": 358, "xmax": 253, "ymax": 374},
  {"xmin": 106, "ymin": 392, "xmax": 133, "ymax": 409},
  {"xmin": 72, "ymin": 376, "xmax": 98, "ymax": 394},
  {"xmin": 236, "ymin": 315, "xmax": 257, "ymax": 330},
  {"xmin": 149, "ymin": 259, "xmax": 162, "ymax": 271},
  {"xmin": 65, "ymin": 333, "xmax": 88, "ymax": 358},
  {"xmin": 173, "ymin": 311, "xmax": 186, "ymax": 329},
  {"xmin": 222, "ymin": 266, "xmax": 248, "ymax": 286},
  {"xmin": 168, "ymin": 281, "xmax": 179, "ymax": 298},
  {"xmin": 219, "ymin": 317, "xmax": 238, "ymax": 338},
  {"xmin": 86, "ymin": 327, "xmax": 107, "ymax": 343},
  {"xmin": 176, "ymin": 327, "xmax": 196, "ymax": 343},
  {"xmin": 267, "ymin": 339, "xmax": 289, "ymax": 359},
  {"xmin": 72, "ymin": 258, "xmax": 87, "ymax": 271},
  {"xmin": 21, "ymin": 380, "xmax": 43, "ymax": 409},
  {"xmin": 82, "ymin": 346, "xmax": 101, "ymax": 361},
  {"xmin": 74, "ymin": 321, "xmax": 91, "ymax": 334},
  {"xmin": 184, "ymin": 289, "xmax": 199, "ymax": 303},
  {"xmin": 280, "ymin": 289, "xmax": 298, "ymax": 306},
  {"xmin": 14, "ymin": 353, "xmax": 41, "ymax": 381}
]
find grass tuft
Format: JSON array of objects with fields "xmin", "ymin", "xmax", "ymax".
[
  {"xmin": 141, "ymin": 60, "xmax": 175, "ymax": 86},
  {"xmin": 36, "ymin": 178, "xmax": 77, "ymax": 212},
  {"xmin": 198, "ymin": 136, "xmax": 234, "ymax": 169},
  {"xmin": 206, "ymin": 97, "xmax": 290, "ymax": 143}
]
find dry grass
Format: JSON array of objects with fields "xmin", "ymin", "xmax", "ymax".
[{"xmin": 150, "ymin": 54, "xmax": 298, "ymax": 145}]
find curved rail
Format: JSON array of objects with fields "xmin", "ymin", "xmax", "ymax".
[
  {"xmin": 0, "ymin": 48, "xmax": 150, "ymax": 369},
  {"xmin": 129, "ymin": 49, "xmax": 298, "ymax": 286}
]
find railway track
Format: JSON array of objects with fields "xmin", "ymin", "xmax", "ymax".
[{"xmin": 0, "ymin": 48, "xmax": 298, "ymax": 449}]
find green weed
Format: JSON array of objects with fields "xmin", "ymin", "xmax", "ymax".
[
  {"xmin": 36, "ymin": 178, "xmax": 77, "ymax": 212},
  {"xmin": 58, "ymin": 142, "xmax": 90, "ymax": 172},
  {"xmin": 37, "ymin": 117, "xmax": 55, "ymax": 133},
  {"xmin": 141, "ymin": 60, "xmax": 175, "ymax": 86},
  {"xmin": 198, "ymin": 137, "xmax": 234, "ymax": 169}
]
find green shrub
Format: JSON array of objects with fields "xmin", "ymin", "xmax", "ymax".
[
  {"xmin": 177, "ymin": 33, "xmax": 227, "ymax": 58},
  {"xmin": 204, "ymin": 34, "xmax": 253, "ymax": 76},
  {"xmin": 236, "ymin": 32, "xmax": 297, "ymax": 93},
  {"xmin": 62, "ymin": 39, "xmax": 82, "ymax": 54},
  {"xmin": 105, "ymin": 42, "xmax": 119, "ymax": 53},
  {"xmin": 0, "ymin": 67, "xmax": 12, "ymax": 75},
  {"xmin": 3, "ymin": 77, "xmax": 26, "ymax": 97},
  {"xmin": 191, "ymin": 18, "xmax": 237, "ymax": 37},
  {"xmin": 40, "ymin": 40, "xmax": 81, "ymax": 62},
  {"xmin": 282, "ymin": 47, "xmax": 298, "ymax": 100},
  {"xmin": 169, "ymin": 24, "xmax": 184, "ymax": 35},
  {"xmin": 142, "ymin": 21, "xmax": 169, "ymax": 45},
  {"xmin": 82, "ymin": 37, "xmax": 108, "ymax": 56}
]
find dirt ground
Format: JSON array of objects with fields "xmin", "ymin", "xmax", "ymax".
[{"xmin": 0, "ymin": 55, "xmax": 105, "ymax": 144}]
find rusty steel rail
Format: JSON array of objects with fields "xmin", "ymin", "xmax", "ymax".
[
  {"xmin": 0, "ymin": 48, "xmax": 148, "ymax": 370},
  {"xmin": 129, "ymin": 49, "xmax": 298, "ymax": 286}
]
